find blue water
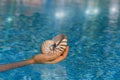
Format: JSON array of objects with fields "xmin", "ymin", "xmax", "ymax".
[{"xmin": 0, "ymin": 0, "xmax": 120, "ymax": 80}]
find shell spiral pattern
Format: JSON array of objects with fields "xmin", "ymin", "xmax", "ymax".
[{"xmin": 41, "ymin": 34, "xmax": 67, "ymax": 54}]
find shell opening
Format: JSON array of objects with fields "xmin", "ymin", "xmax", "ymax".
[{"xmin": 50, "ymin": 44, "xmax": 56, "ymax": 50}]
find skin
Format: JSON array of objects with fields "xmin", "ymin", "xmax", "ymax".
[{"xmin": 0, "ymin": 46, "xmax": 69, "ymax": 72}]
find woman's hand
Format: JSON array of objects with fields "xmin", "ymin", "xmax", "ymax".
[
  {"xmin": 0, "ymin": 46, "xmax": 68, "ymax": 72},
  {"xmin": 31, "ymin": 46, "xmax": 69, "ymax": 64}
]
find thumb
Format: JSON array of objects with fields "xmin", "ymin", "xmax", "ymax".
[
  {"xmin": 46, "ymin": 46, "xmax": 69, "ymax": 61},
  {"xmin": 45, "ymin": 52, "xmax": 61, "ymax": 61}
]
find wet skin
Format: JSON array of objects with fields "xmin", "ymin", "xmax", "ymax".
[{"xmin": 0, "ymin": 46, "xmax": 69, "ymax": 72}]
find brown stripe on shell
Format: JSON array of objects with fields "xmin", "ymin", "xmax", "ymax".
[
  {"xmin": 56, "ymin": 47, "xmax": 65, "ymax": 52},
  {"xmin": 41, "ymin": 34, "xmax": 67, "ymax": 55},
  {"xmin": 60, "ymin": 45, "xmax": 67, "ymax": 49}
]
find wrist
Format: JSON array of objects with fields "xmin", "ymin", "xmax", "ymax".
[{"xmin": 27, "ymin": 59, "xmax": 35, "ymax": 64}]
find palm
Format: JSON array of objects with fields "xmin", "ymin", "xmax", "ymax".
[{"xmin": 32, "ymin": 46, "xmax": 69, "ymax": 64}]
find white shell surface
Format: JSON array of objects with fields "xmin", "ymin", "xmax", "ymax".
[
  {"xmin": 41, "ymin": 34, "xmax": 67, "ymax": 54},
  {"xmin": 41, "ymin": 40, "xmax": 54, "ymax": 54}
]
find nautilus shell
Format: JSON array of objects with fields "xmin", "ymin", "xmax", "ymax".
[{"xmin": 41, "ymin": 34, "xmax": 67, "ymax": 54}]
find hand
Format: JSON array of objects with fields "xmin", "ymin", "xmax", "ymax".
[
  {"xmin": 31, "ymin": 46, "xmax": 69, "ymax": 64},
  {"xmin": 0, "ymin": 46, "xmax": 68, "ymax": 72}
]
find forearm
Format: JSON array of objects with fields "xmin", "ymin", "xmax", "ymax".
[{"xmin": 0, "ymin": 59, "xmax": 34, "ymax": 72}]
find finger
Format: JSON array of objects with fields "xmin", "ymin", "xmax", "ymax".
[
  {"xmin": 45, "ymin": 46, "xmax": 69, "ymax": 64},
  {"xmin": 45, "ymin": 51, "xmax": 61, "ymax": 61},
  {"xmin": 45, "ymin": 46, "xmax": 68, "ymax": 60},
  {"xmin": 61, "ymin": 46, "xmax": 69, "ymax": 58},
  {"xmin": 45, "ymin": 47, "xmax": 68, "ymax": 64}
]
